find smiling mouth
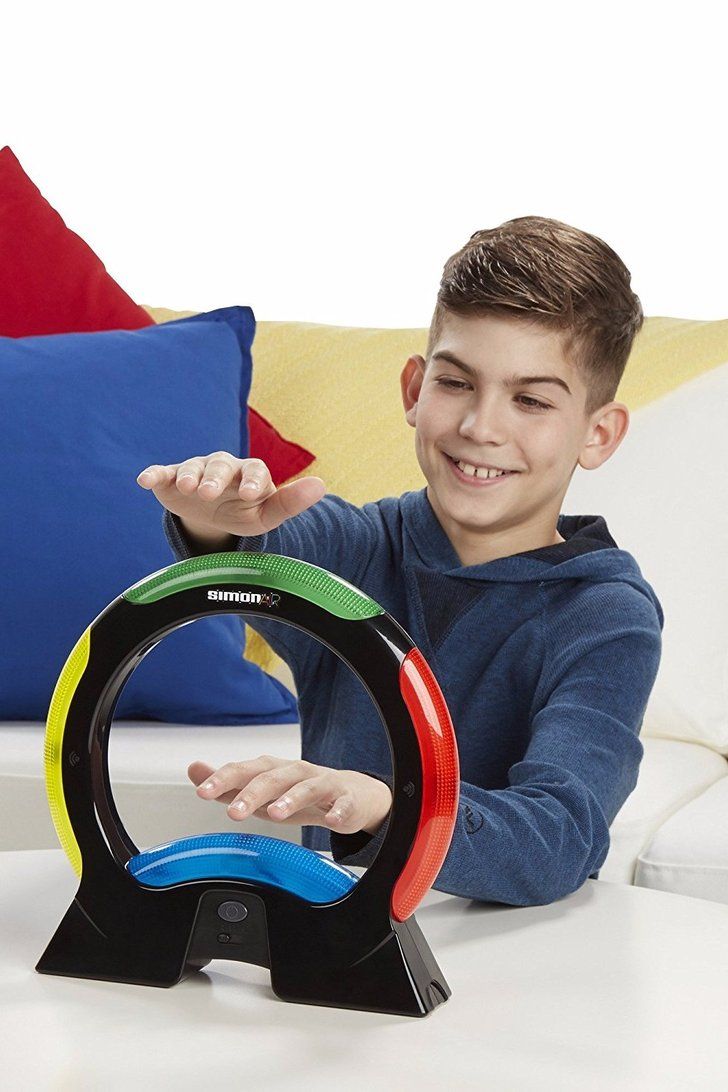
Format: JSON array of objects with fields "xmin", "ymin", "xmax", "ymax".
[{"xmin": 444, "ymin": 452, "xmax": 520, "ymax": 484}]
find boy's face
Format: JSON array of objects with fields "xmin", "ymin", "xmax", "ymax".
[{"xmin": 401, "ymin": 312, "xmax": 628, "ymax": 565}]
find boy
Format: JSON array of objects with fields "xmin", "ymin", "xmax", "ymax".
[{"xmin": 137, "ymin": 215, "xmax": 663, "ymax": 906}]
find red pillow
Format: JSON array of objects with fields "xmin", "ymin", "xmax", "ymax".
[
  {"xmin": 0, "ymin": 146, "xmax": 316, "ymax": 485},
  {"xmin": 248, "ymin": 406, "xmax": 316, "ymax": 484},
  {"xmin": 0, "ymin": 146, "xmax": 153, "ymax": 336}
]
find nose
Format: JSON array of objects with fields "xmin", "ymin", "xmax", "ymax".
[{"xmin": 458, "ymin": 393, "xmax": 509, "ymax": 445}]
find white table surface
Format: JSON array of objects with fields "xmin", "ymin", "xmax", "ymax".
[{"xmin": 2, "ymin": 850, "xmax": 727, "ymax": 1092}]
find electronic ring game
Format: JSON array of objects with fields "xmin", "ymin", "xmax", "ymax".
[{"xmin": 36, "ymin": 552, "xmax": 460, "ymax": 1017}]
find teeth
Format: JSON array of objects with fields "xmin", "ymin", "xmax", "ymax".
[{"xmin": 455, "ymin": 459, "xmax": 507, "ymax": 479}]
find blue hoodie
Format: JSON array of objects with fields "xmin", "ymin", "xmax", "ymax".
[{"xmin": 162, "ymin": 487, "xmax": 663, "ymax": 906}]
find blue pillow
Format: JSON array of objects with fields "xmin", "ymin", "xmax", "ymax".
[{"xmin": 0, "ymin": 307, "xmax": 298, "ymax": 725}]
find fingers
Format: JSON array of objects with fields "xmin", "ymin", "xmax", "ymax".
[
  {"xmin": 173, "ymin": 453, "xmax": 238, "ymax": 498},
  {"xmin": 136, "ymin": 452, "xmax": 276, "ymax": 504},
  {"xmin": 237, "ymin": 458, "xmax": 273, "ymax": 499},
  {"xmin": 192, "ymin": 756, "xmax": 343, "ymax": 824},
  {"xmin": 226, "ymin": 761, "xmax": 318, "ymax": 819},
  {"xmin": 136, "ymin": 464, "xmax": 177, "ymax": 489},
  {"xmin": 225, "ymin": 768, "xmax": 357, "ymax": 832},
  {"xmin": 136, "ymin": 452, "xmax": 327, "ymax": 542},
  {"xmin": 187, "ymin": 760, "xmax": 215, "ymax": 787},
  {"xmin": 135, "ymin": 460, "xmax": 205, "ymax": 493},
  {"xmin": 193, "ymin": 757, "xmax": 264, "ymax": 807},
  {"xmin": 191, "ymin": 757, "xmax": 369, "ymax": 834},
  {"xmin": 193, "ymin": 756, "xmax": 305, "ymax": 810},
  {"xmin": 188, "ymin": 759, "xmax": 243, "ymax": 806},
  {"xmin": 320, "ymin": 793, "xmax": 351, "ymax": 828},
  {"xmin": 263, "ymin": 781, "xmax": 360, "ymax": 834}
]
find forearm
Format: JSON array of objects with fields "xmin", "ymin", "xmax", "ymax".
[
  {"xmin": 431, "ymin": 774, "xmax": 611, "ymax": 906},
  {"xmin": 177, "ymin": 516, "xmax": 239, "ymax": 555},
  {"xmin": 330, "ymin": 770, "xmax": 610, "ymax": 905},
  {"xmin": 162, "ymin": 508, "xmax": 242, "ymax": 560},
  {"xmin": 360, "ymin": 775, "xmax": 393, "ymax": 834}
]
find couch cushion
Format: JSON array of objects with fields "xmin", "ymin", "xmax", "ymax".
[
  {"xmin": 564, "ymin": 362, "xmax": 728, "ymax": 753},
  {"xmin": 635, "ymin": 775, "xmax": 728, "ymax": 904},
  {"xmin": 600, "ymin": 738, "xmax": 728, "ymax": 883},
  {"xmin": 0, "ymin": 306, "xmax": 297, "ymax": 725}
]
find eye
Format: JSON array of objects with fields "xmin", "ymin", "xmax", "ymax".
[
  {"xmin": 516, "ymin": 395, "xmax": 551, "ymax": 411},
  {"xmin": 435, "ymin": 378, "xmax": 470, "ymax": 390}
]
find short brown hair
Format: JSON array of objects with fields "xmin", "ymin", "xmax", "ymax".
[{"xmin": 426, "ymin": 215, "xmax": 644, "ymax": 415}]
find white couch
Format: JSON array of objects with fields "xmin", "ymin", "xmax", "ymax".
[
  {"xmin": 564, "ymin": 359, "xmax": 728, "ymax": 900},
  {"xmin": 2, "ymin": 360, "xmax": 726, "ymax": 905}
]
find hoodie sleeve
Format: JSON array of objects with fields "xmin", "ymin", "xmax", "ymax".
[{"xmin": 331, "ymin": 584, "xmax": 663, "ymax": 906}]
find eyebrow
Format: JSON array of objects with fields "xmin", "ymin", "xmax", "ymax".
[{"xmin": 431, "ymin": 350, "xmax": 572, "ymax": 396}]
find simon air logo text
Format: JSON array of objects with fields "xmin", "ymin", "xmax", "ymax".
[{"xmin": 207, "ymin": 589, "xmax": 281, "ymax": 609}]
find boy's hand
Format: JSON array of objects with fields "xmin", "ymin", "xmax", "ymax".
[
  {"xmin": 136, "ymin": 451, "xmax": 326, "ymax": 540},
  {"xmin": 188, "ymin": 756, "xmax": 393, "ymax": 837}
]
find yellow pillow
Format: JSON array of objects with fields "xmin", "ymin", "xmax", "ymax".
[
  {"xmin": 146, "ymin": 307, "xmax": 728, "ymax": 501},
  {"xmin": 145, "ymin": 306, "xmax": 728, "ymax": 678}
]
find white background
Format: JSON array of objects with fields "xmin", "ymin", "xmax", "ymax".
[{"xmin": 3, "ymin": 0, "xmax": 726, "ymax": 326}]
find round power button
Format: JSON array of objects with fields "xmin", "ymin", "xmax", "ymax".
[{"xmin": 217, "ymin": 901, "xmax": 248, "ymax": 923}]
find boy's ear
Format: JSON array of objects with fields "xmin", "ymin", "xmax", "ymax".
[
  {"xmin": 401, "ymin": 354, "xmax": 426, "ymax": 427},
  {"xmin": 578, "ymin": 401, "xmax": 630, "ymax": 470}
]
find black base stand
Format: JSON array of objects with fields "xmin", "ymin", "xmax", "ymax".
[{"xmin": 36, "ymin": 874, "xmax": 450, "ymax": 1018}]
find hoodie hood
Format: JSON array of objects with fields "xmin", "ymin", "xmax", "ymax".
[{"xmin": 400, "ymin": 488, "xmax": 664, "ymax": 627}]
